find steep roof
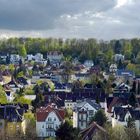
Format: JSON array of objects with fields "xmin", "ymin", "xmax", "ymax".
[
  {"xmin": 36, "ymin": 105, "xmax": 65, "ymax": 122},
  {"xmin": 79, "ymin": 122, "xmax": 107, "ymax": 140},
  {"xmin": 75, "ymin": 99, "xmax": 101, "ymax": 111}
]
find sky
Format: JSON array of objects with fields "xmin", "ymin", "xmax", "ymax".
[{"xmin": 0, "ymin": 0, "xmax": 139, "ymax": 40}]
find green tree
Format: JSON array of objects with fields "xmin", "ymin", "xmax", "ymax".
[
  {"xmin": 0, "ymin": 85, "xmax": 8, "ymax": 104},
  {"xmin": 18, "ymin": 45, "xmax": 27, "ymax": 58},
  {"xmin": 90, "ymin": 109, "xmax": 107, "ymax": 126},
  {"xmin": 55, "ymin": 121, "xmax": 79, "ymax": 140}
]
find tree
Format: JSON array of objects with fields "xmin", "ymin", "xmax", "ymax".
[
  {"xmin": 0, "ymin": 85, "xmax": 8, "ymax": 104},
  {"xmin": 18, "ymin": 45, "xmax": 27, "ymax": 58},
  {"xmin": 55, "ymin": 121, "xmax": 79, "ymax": 140},
  {"xmin": 109, "ymin": 125, "xmax": 127, "ymax": 140},
  {"xmin": 61, "ymin": 60, "xmax": 73, "ymax": 83},
  {"xmin": 126, "ymin": 116, "xmax": 135, "ymax": 128},
  {"xmin": 23, "ymin": 112, "xmax": 37, "ymax": 139},
  {"xmin": 114, "ymin": 40, "xmax": 122, "ymax": 54},
  {"xmin": 90, "ymin": 109, "xmax": 107, "ymax": 126},
  {"xmin": 128, "ymin": 92, "xmax": 137, "ymax": 107}
]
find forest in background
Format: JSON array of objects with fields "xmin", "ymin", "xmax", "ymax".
[{"xmin": 0, "ymin": 37, "xmax": 140, "ymax": 74}]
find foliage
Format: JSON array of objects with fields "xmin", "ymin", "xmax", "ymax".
[
  {"xmin": 90, "ymin": 109, "xmax": 107, "ymax": 126},
  {"xmin": 55, "ymin": 121, "xmax": 79, "ymax": 140},
  {"xmin": 18, "ymin": 44, "xmax": 27, "ymax": 58},
  {"xmin": 14, "ymin": 96, "xmax": 32, "ymax": 105},
  {"xmin": 0, "ymin": 38, "xmax": 140, "ymax": 77},
  {"xmin": 23, "ymin": 87, "xmax": 35, "ymax": 95},
  {"xmin": 0, "ymin": 85, "xmax": 8, "ymax": 104}
]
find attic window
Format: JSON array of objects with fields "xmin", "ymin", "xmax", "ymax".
[{"xmin": 48, "ymin": 117, "xmax": 52, "ymax": 122}]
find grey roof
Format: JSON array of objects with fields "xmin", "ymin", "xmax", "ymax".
[{"xmin": 75, "ymin": 99, "xmax": 101, "ymax": 111}]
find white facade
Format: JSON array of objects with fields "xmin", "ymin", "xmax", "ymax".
[
  {"xmin": 10, "ymin": 54, "xmax": 20, "ymax": 63},
  {"xmin": 65, "ymin": 101, "xmax": 77, "ymax": 109},
  {"xmin": 73, "ymin": 102, "xmax": 99, "ymax": 130},
  {"xmin": 84, "ymin": 60, "xmax": 94, "ymax": 68},
  {"xmin": 114, "ymin": 54, "xmax": 124, "ymax": 62},
  {"xmin": 47, "ymin": 52, "xmax": 63, "ymax": 62},
  {"xmin": 26, "ymin": 54, "xmax": 34, "ymax": 61},
  {"xmin": 109, "ymin": 64, "xmax": 117, "ymax": 73},
  {"xmin": 112, "ymin": 109, "xmax": 140, "ymax": 134},
  {"xmin": 34, "ymin": 53, "xmax": 43, "ymax": 61},
  {"xmin": 36, "ymin": 111, "xmax": 63, "ymax": 137}
]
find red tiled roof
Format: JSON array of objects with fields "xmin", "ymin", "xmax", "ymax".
[{"xmin": 36, "ymin": 105, "xmax": 65, "ymax": 122}]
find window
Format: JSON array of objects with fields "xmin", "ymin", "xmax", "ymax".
[
  {"xmin": 54, "ymin": 118, "xmax": 56, "ymax": 121},
  {"xmin": 48, "ymin": 117, "xmax": 52, "ymax": 121},
  {"xmin": 81, "ymin": 121, "xmax": 83, "ymax": 126},
  {"xmin": 89, "ymin": 110, "xmax": 94, "ymax": 116}
]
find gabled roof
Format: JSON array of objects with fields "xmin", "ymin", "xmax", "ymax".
[
  {"xmin": 75, "ymin": 99, "xmax": 101, "ymax": 111},
  {"xmin": 79, "ymin": 122, "xmax": 107, "ymax": 140},
  {"xmin": 17, "ymin": 77, "xmax": 28, "ymax": 85},
  {"xmin": 36, "ymin": 105, "xmax": 65, "ymax": 122}
]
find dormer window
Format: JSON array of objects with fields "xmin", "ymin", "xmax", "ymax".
[{"xmin": 48, "ymin": 117, "xmax": 52, "ymax": 122}]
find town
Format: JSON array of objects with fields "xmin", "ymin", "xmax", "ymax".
[{"xmin": 0, "ymin": 38, "xmax": 140, "ymax": 140}]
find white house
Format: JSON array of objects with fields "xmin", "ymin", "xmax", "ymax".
[
  {"xmin": 112, "ymin": 105, "xmax": 140, "ymax": 134},
  {"xmin": 47, "ymin": 51, "xmax": 63, "ymax": 62},
  {"xmin": 114, "ymin": 54, "xmax": 124, "ymax": 62},
  {"xmin": 6, "ymin": 78, "xmax": 23, "ymax": 93},
  {"xmin": 34, "ymin": 53, "xmax": 43, "ymax": 61},
  {"xmin": 109, "ymin": 64, "xmax": 117, "ymax": 73},
  {"xmin": 65, "ymin": 100, "xmax": 77, "ymax": 110},
  {"xmin": 10, "ymin": 54, "xmax": 21, "ymax": 63},
  {"xmin": 73, "ymin": 99, "xmax": 101, "ymax": 130},
  {"xmin": 36, "ymin": 104, "xmax": 65, "ymax": 137},
  {"xmin": 26, "ymin": 54, "xmax": 34, "ymax": 61},
  {"xmin": 84, "ymin": 60, "xmax": 94, "ymax": 69}
]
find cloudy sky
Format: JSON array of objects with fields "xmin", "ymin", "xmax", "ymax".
[{"xmin": 0, "ymin": 0, "xmax": 139, "ymax": 40}]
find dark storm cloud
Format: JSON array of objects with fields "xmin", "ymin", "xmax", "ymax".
[
  {"xmin": 0, "ymin": 0, "xmax": 115, "ymax": 30},
  {"xmin": 0, "ymin": 0, "xmax": 140, "ymax": 40}
]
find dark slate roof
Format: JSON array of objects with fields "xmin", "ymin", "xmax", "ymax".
[
  {"xmin": 17, "ymin": 77, "xmax": 28, "ymax": 85},
  {"xmin": 113, "ymin": 92, "xmax": 131, "ymax": 99},
  {"xmin": 116, "ymin": 69, "xmax": 135, "ymax": 77},
  {"xmin": 54, "ymin": 82, "xmax": 66, "ymax": 89},
  {"xmin": 113, "ymin": 106, "xmax": 140, "ymax": 121},
  {"xmin": 75, "ymin": 99, "xmax": 101, "ymax": 111},
  {"xmin": 7, "ymin": 78, "xmax": 18, "ymax": 87},
  {"xmin": 0, "ymin": 104, "xmax": 28, "ymax": 122},
  {"xmin": 84, "ymin": 84, "xmax": 94, "ymax": 89}
]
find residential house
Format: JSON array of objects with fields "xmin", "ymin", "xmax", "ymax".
[
  {"xmin": 10, "ymin": 54, "xmax": 21, "ymax": 64},
  {"xmin": 36, "ymin": 103, "xmax": 65, "ymax": 137},
  {"xmin": 0, "ymin": 104, "xmax": 28, "ymax": 137},
  {"xmin": 47, "ymin": 51, "xmax": 63, "ymax": 62},
  {"xmin": 116, "ymin": 69, "xmax": 135, "ymax": 82},
  {"xmin": 71, "ymin": 73, "xmax": 90, "ymax": 81},
  {"xmin": 53, "ymin": 82, "xmax": 71, "ymax": 92},
  {"xmin": 114, "ymin": 54, "xmax": 124, "ymax": 62},
  {"xmin": 26, "ymin": 54, "xmax": 34, "ymax": 61},
  {"xmin": 107, "ymin": 92, "xmax": 131, "ymax": 113},
  {"xmin": 17, "ymin": 77, "xmax": 31, "ymax": 87},
  {"xmin": 6, "ymin": 77, "xmax": 23, "ymax": 92},
  {"xmin": 109, "ymin": 64, "xmax": 117, "ymax": 73},
  {"xmin": 112, "ymin": 105, "xmax": 140, "ymax": 134},
  {"xmin": 73, "ymin": 99, "xmax": 101, "ymax": 130},
  {"xmin": 79, "ymin": 121, "xmax": 107, "ymax": 140},
  {"xmin": 34, "ymin": 53, "xmax": 43, "ymax": 61},
  {"xmin": 84, "ymin": 60, "xmax": 94, "ymax": 69}
]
